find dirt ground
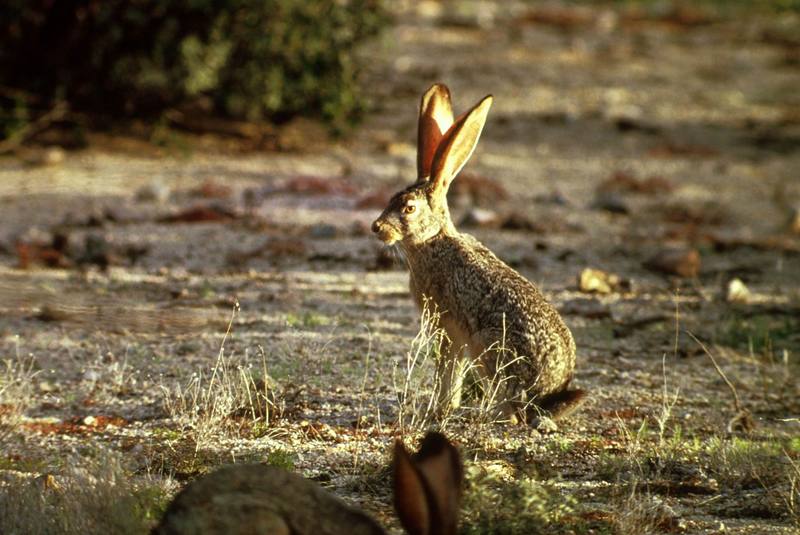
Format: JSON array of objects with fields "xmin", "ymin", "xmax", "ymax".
[{"xmin": 1, "ymin": 1, "xmax": 799, "ymax": 533}]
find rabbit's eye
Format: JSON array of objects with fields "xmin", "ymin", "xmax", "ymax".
[{"xmin": 402, "ymin": 204, "xmax": 416, "ymax": 215}]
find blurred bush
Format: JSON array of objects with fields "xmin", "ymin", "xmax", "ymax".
[{"xmin": 0, "ymin": 0, "xmax": 389, "ymax": 133}]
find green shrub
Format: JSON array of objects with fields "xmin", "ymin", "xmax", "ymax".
[{"xmin": 0, "ymin": 0, "xmax": 389, "ymax": 132}]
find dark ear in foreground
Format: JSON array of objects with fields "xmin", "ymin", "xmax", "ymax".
[
  {"xmin": 393, "ymin": 432, "xmax": 463, "ymax": 535},
  {"xmin": 417, "ymin": 84, "xmax": 454, "ymax": 182},
  {"xmin": 428, "ymin": 94, "xmax": 493, "ymax": 203}
]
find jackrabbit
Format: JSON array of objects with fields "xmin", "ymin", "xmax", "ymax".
[
  {"xmin": 372, "ymin": 84, "xmax": 585, "ymax": 424},
  {"xmin": 154, "ymin": 432, "xmax": 462, "ymax": 535}
]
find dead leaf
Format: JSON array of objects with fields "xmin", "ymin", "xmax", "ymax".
[
  {"xmin": 160, "ymin": 205, "xmax": 238, "ymax": 223},
  {"xmin": 598, "ymin": 171, "xmax": 674, "ymax": 195},
  {"xmin": 579, "ymin": 268, "xmax": 625, "ymax": 294},
  {"xmin": 659, "ymin": 202, "xmax": 727, "ymax": 226},
  {"xmin": 192, "ymin": 180, "xmax": 233, "ymax": 199},
  {"xmin": 648, "ymin": 142, "xmax": 718, "ymax": 158},
  {"xmin": 644, "ymin": 248, "xmax": 701, "ymax": 278},
  {"xmin": 15, "ymin": 232, "xmax": 71, "ymax": 269},
  {"xmin": 516, "ymin": 6, "xmax": 594, "ymax": 29}
]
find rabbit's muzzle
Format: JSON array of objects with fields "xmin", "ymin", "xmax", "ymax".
[{"xmin": 371, "ymin": 218, "xmax": 400, "ymax": 245}]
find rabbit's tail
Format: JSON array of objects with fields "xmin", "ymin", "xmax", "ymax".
[{"xmin": 537, "ymin": 388, "xmax": 587, "ymax": 420}]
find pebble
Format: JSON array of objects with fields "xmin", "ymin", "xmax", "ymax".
[
  {"xmin": 725, "ymin": 278, "xmax": 751, "ymax": 303},
  {"xmin": 83, "ymin": 369, "xmax": 102, "ymax": 382},
  {"xmin": 591, "ymin": 192, "xmax": 630, "ymax": 214},
  {"xmin": 136, "ymin": 182, "xmax": 170, "ymax": 204},
  {"xmin": 38, "ymin": 380, "xmax": 57, "ymax": 393},
  {"xmin": 308, "ymin": 223, "xmax": 338, "ymax": 239},
  {"xmin": 459, "ymin": 207, "xmax": 499, "ymax": 228},
  {"xmin": 579, "ymin": 267, "xmax": 621, "ymax": 294}
]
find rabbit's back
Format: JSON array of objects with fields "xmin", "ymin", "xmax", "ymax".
[{"xmin": 155, "ymin": 464, "xmax": 384, "ymax": 535}]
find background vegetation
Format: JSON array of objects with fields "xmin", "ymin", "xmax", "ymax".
[{"xmin": 0, "ymin": 0, "xmax": 389, "ymax": 136}]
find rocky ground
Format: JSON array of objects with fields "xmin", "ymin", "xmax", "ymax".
[{"xmin": 1, "ymin": 1, "xmax": 799, "ymax": 533}]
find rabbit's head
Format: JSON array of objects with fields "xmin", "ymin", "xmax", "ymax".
[{"xmin": 372, "ymin": 84, "xmax": 492, "ymax": 247}]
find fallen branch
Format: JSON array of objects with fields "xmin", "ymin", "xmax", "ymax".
[{"xmin": 0, "ymin": 101, "xmax": 69, "ymax": 154}]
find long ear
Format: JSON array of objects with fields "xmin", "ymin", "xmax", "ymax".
[
  {"xmin": 417, "ymin": 84, "xmax": 454, "ymax": 181},
  {"xmin": 411, "ymin": 432, "xmax": 463, "ymax": 535},
  {"xmin": 428, "ymin": 94, "xmax": 493, "ymax": 200},
  {"xmin": 393, "ymin": 440, "xmax": 430, "ymax": 535}
]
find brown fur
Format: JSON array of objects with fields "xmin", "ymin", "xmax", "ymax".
[
  {"xmin": 372, "ymin": 84, "xmax": 584, "ymax": 423},
  {"xmin": 154, "ymin": 432, "xmax": 462, "ymax": 535}
]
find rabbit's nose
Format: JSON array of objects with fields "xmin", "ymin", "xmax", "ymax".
[{"xmin": 371, "ymin": 220, "xmax": 381, "ymax": 234}]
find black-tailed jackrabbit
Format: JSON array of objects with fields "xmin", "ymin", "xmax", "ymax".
[
  {"xmin": 154, "ymin": 432, "xmax": 462, "ymax": 535},
  {"xmin": 372, "ymin": 84, "xmax": 585, "ymax": 424}
]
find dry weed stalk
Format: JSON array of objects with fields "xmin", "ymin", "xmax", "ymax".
[
  {"xmin": 785, "ymin": 450, "xmax": 800, "ymax": 526},
  {"xmin": 394, "ymin": 301, "xmax": 525, "ymax": 435},
  {"xmin": 162, "ymin": 302, "xmax": 275, "ymax": 448},
  {"xmin": 394, "ymin": 301, "xmax": 449, "ymax": 432},
  {"xmin": 0, "ymin": 450, "xmax": 172, "ymax": 535},
  {"xmin": 687, "ymin": 331, "xmax": 754, "ymax": 433}
]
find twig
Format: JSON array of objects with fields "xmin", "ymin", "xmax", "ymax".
[
  {"xmin": 686, "ymin": 331, "xmax": 741, "ymax": 412},
  {"xmin": 687, "ymin": 330, "xmax": 755, "ymax": 433},
  {"xmin": 0, "ymin": 101, "xmax": 69, "ymax": 154}
]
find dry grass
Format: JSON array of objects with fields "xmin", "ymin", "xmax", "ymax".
[
  {"xmin": 0, "ymin": 343, "xmax": 38, "ymax": 445},
  {"xmin": 0, "ymin": 451, "xmax": 172, "ymax": 535},
  {"xmin": 392, "ymin": 301, "xmax": 524, "ymax": 437},
  {"xmin": 460, "ymin": 463, "xmax": 578, "ymax": 534},
  {"xmin": 161, "ymin": 304, "xmax": 278, "ymax": 449}
]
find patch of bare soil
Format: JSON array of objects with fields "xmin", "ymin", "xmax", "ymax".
[{"xmin": 1, "ymin": 1, "xmax": 799, "ymax": 533}]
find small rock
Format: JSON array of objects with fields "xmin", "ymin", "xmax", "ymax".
[
  {"xmin": 500, "ymin": 212, "xmax": 542, "ymax": 232},
  {"xmin": 83, "ymin": 370, "xmax": 102, "ymax": 382},
  {"xmin": 591, "ymin": 192, "xmax": 630, "ymax": 214},
  {"xmin": 136, "ymin": 182, "xmax": 170, "ymax": 203},
  {"xmin": 725, "ymin": 278, "xmax": 751, "ymax": 303},
  {"xmin": 308, "ymin": 223, "xmax": 337, "ymax": 239},
  {"xmin": 579, "ymin": 268, "xmax": 621, "ymax": 294},
  {"xmin": 81, "ymin": 234, "xmax": 113, "ymax": 268},
  {"xmin": 530, "ymin": 415, "xmax": 558, "ymax": 433},
  {"xmin": 460, "ymin": 208, "xmax": 499, "ymax": 228},
  {"xmin": 83, "ymin": 415, "xmax": 97, "ymax": 426},
  {"xmin": 644, "ymin": 248, "xmax": 701, "ymax": 278},
  {"xmin": 38, "ymin": 380, "xmax": 57, "ymax": 393},
  {"xmin": 242, "ymin": 188, "xmax": 262, "ymax": 210}
]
